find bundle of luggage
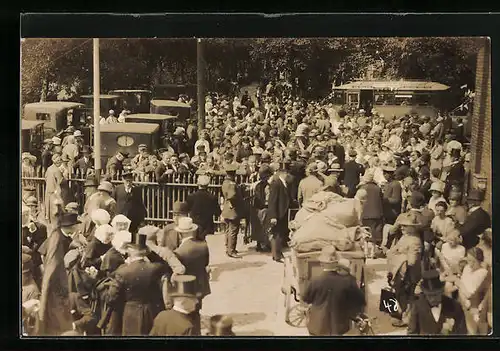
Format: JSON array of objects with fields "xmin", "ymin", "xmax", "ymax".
[{"xmin": 289, "ymin": 191, "xmax": 371, "ymax": 253}]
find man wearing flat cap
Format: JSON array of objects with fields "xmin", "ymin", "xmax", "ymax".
[
  {"xmin": 221, "ymin": 164, "xmax": 246, "ymax": 258},
  {"xmin": 408, "ymin": 269, "xmax": 467, "ymax": 335},
  {"xmin": 106, "ymin": 149, "xmax": 128, "ymax": 180},
  {"xmin": 302, "ymin": 246, "xmax": 365, "ymax": 335},
  {"xmin": 186, "ymin": 175, "xmax": 221, "ymax": 240}
]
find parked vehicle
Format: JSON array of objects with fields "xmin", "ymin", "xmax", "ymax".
[
  {"xmin": 109, "ymin": 89, "xmax": 152, "ymax": 114},
  {"xmin": 21, "ymin": 120, "xmax": 45, "ymax": 161},
  {"xmin": 125, "ymin": 113, "xmax": 178, "ymax": 136},
  {"xmin": 150, "ymin": 99, "xmax": 191, "ymax": 122},
  {"xmin": 23, "ymin": 101, "xmax": 86, "ymax": 138},
  {"xmin": 80, "ymin": 94, "xmax": 123, "ymax": 117}
]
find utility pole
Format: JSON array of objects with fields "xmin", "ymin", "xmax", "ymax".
[
  {"xmin": 197, "ymin": 38, "xmax": 206, "ymax": 133},
  {"xmin": 93, "ymin": 38, "xmax": 101, "ymax": 182}
]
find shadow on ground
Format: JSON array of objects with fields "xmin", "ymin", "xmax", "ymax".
[
  {"xmin": 210, "ymin": 261, "xmax": 267, "ymax": 281},
  {"xmin": 201, "ymin": 312, "xmax": 267, "ymax": 330}
]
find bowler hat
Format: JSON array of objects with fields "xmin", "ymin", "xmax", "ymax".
[
  {"xmin": 170, "ymin": 274, "xmax": 202, "ymax": 298},
  {"xmin": 348, "ymin": 149, "xmax": 357, "ymax": 157},
  {"xmin": 421, "ymin": 270, "xmax": 444, "ymax": 292},
  {"xmin": 467, "ymin": 189, "xmax": 485, "ymax": 202},
  {"xmin": 59, "ymin": 213, "xmax": 81, "ymax": 227}
]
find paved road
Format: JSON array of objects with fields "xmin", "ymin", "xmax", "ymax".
[{"xmin": 200, "ymin": 233, "xmax": 406, "ymax": 336}]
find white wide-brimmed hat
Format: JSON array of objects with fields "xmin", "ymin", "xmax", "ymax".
[{"xmin": 175, "ymin": 217, "xmax": 198, "ymax": 233}]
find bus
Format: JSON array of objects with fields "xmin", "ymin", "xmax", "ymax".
[{"xmin": 331, "ymin": 80, "xmax": 450, "ymax": 118}]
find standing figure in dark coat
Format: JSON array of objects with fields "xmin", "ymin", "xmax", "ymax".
[
  {"xmin": 267, "ymin": 170, "xmax": 292, "ymax": 262},
  {"xmin": 459, "ymin": 189, "xmax": 491, "ymax": 250},
  {"xmin": 330, "ymin": 135, "xmax": 345, "ymax": 170},
  {"xmin": 417, "ymin": 167, "xmax": 433, "ymax": 204},
  {"xmin": 149, "ymin": 275, "xmax": 202, "ymax": 336},
  {"xmin": 358, "ymin": 171, "xmax": 384, "ymax": 245},
  {"xmin": 250, "ymin": 165, "xmax": 274, "ymax": 252},
  {"xmin": 302, "ymin": 246, "xmax": 366, "ymax": 336},
  {"xmin": 445, "ymin": 150, "xmax": 465, "ymax": 198},
  {"xmin": 221, "ymin": 164, "xmax": 246, "ymax": 258},
  {"xmin": 105, "ymin": 150, "xmax": 128, "ymax": 180},
  {"xmin": 408, "ymin": 270, "xmax": 467, "ymax": 335},
  {"xmin": 37, "ymin": 213, "xmax": 81, "ymax": 335},
  {"xmin": 186, "ymin": 175, "xmax": 221, "ymax": 239},
  {"xmin": 382, "ymin": 163, "xmax": 402, "ymax": 225},
  {"xmin": 343, "ymin": 150, "xmax": 365, "ymax": 198},
  {"xmin": 114, "ymin": 171, "xmax": 147, "ymax": 238},
  {"xmin": 106, "ymin": 234, "xmax": 167, "ymax": 336}
]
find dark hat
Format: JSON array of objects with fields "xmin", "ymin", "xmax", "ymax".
[
  {"xmin": 348, "ymin": 149, "xmax": 357, "ymax": 157},
  {"xmin": 59, "ymin": 213, "xmax": 81, "ymax": 227},
  {"xmin": 83, "ymin": 176, "xmax": 98, "ymax": 187},
  {"xmin": 126, "ymin": 233, "xmax": 150, "ymax": 254},
  {"xmin": 467, "ymin": 189, "xmax": 485, "ymax": 202},
  {"xmin": 170, "ymin": 274, "xmax": 202, "ymax": 298},
  {"xmin": 209, "ymin": 315, "xmax": 235, "ymax": 336},
  {"xmin": 122, "ymin": 171, "xmax": 134, "ymax": 179},
  {"xmin": 408, "ymin": 191, "xmax": 426, "ymax": 209},
  {"xmin": 172, "ymin": 201, "xmax": 189, "ymax": 214},
  {"xmin": 421, "ymin": 270, "xmax": 444, "ymax": 292},
  {"xmin": 224, "ymin": 151, "xmax": 234, "ymax": 159},
  {"xmin": 259, "ymin": 164, "xmax": 273, "ymax": 179},
  {"xmin": 299, "ymin": 150, "xmax": 310, "ymax": 159}
]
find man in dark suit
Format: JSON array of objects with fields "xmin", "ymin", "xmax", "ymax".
[
  {"xmin": 114, "ymin": 171, "xmax": 147, "ymax": 238},
  {"xmin": 343, "ymin": 150, "xmax": 365, "ymax": 198},
  {"xmin": 330, "ymin": 135, "xmax": 345, "ymax": 170},
  {"xmin": 460, "ymin": 189, "xmax": 491, "ymax": 250},
  {"xmin": 417, "ymin": 168, "xmax": 432, "ymax": 203},
  {"xmin": 73, "ymin": 146, "xmax": 94, "ymax": 178},
  {"xmin": 445, "ymin": 150, "xmax": 465, "ymax": 198},
  {"xmin": 303, "ymin": 246, "xmax": 366, "ymax": 335},
  {"xmin": 186, "ymin": 175, "xmax": 221, "ymax": 239},
  {"xmin": 267, "ymin": 169, "xmax": 292, "ymax": 262},
  {"xmin": 106, "ymin": 234, "xmax": 167, "ymax": 336},
  {"xmin": 358, "ymin": 171, "xmax": 384, "ymax": 245},
  {"xmin": 149, "ymin": 275, "xmax": 202, "ymax": 336},
  {"xmin": 408, "ymin": 270, "xmax": 467, "ymax": 335},
  {"xmin": 221, "ymin": 164, "xmax": 246, "ymax": 258},
  {"xmin": 382, "ymin": 163, "xmax": 403, "ymax": 225}
]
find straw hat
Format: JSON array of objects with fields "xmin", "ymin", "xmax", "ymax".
[
  {"xmin": 97, "ymin": 181, "xmax": 114, "ymax": 194},
  {"xmin": 175, "ymin": 217, "xmax": 198, "ymax": 233}
]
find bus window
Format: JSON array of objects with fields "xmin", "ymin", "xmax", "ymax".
[
  {"xmin": 394, "ymin": 95, "xmax": 414, "ymax": 106},
  {"xmin": 331, "ymin": 91, "xmax": 344, "ymax": 105},
  {"xmin": 36, "ymin": 113, "xmax": 51, "ymax": 121},
  {"xmin": 347, "ymin": 93, "xmax": 359, "ymax": 105},
  {"xmin": 374, "ymin": 92, "xmax": 395, "ymax": 105}
]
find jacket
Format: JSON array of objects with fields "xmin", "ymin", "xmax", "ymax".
[
  {"xmin": 149, "ymin": 309, "xmax": 200, "ymax": 336},
  {"xmin": 359, "ymin": 182, "xmax": 384, "ymax": 220},
  {"xmin": 303, "ymin": 269, "xmax": 365, "ymax": 335},
  {"xmin": 383, "ymin": 180, "xmax": 402, "ymax": 223},
  {"xmin": 174, "ymin": 238, "xmax": 211, "ymax": 298},
  {"xmin": 267, "ymin": 177, "xmax": 291, "ymax": 222},
  {"xmin": 343, "ymin": 161, "xmax": 364, "ymax": 196},
  {"xmin": 115, "ymin": 184, "xmax": 147, "ymax": 229},
  {"xmin": 297, "ymin": 175, "xmax": 323, "ymax": 205},
  {"xmin": 108, "ymin": 259, "xmax": 167, "ymax": 336},
  {"xmin": 221, "ymin": 178, "xmax": 246, "ymax": 220},
  {"xmin": 408, "ymin": 294, "xmax": 467, "ymax": 335},
  {"xmin": 73, "ymin": 156, "xmax": 94, "ymax": 178},
  {"xmin": 186, "ymin": 189, "xmax": 221, "ymax": 236}
]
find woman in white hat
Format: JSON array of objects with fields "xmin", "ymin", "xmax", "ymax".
[{"xmin": 428, "ymin": 181, "xmax": 448, "ymax": 215}]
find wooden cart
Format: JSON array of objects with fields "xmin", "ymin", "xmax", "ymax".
[{"xmin": 281, "ymin": 248, "xmax": 366, "ymax": 327}]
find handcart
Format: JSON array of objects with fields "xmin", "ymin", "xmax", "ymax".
[{"xmin": 281, "ymin": 248, "xmax": 366, "ymax": 328}]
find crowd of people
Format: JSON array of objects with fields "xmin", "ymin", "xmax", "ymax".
[{"xmin": 21, "ymin": 83, "xmax": 492, "ymax": 336}]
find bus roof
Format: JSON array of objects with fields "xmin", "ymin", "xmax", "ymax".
[
  {"xmin": 126, "ymin": 113, "xmax": 177, "ymax": 121},
  {"xmin": 109, "ymin": 90, "xmax": 152, "ymax": 94},
  {"xmin": 99, "ymin": 123, "xmax": 159, "ymax": 134},
  {"xmin": 334, "ymin": 80, "xmax": 450, "ymax": 91},
  {"xmin": 150, "ymin": 99, "xmax": 190, "ymax": 108},
  {"xmin": 80, "ymin": 94, "xmax": 122, "ymax": 99},
  {"xmin": 24, "ymin": 101, "xmax": 85, "ymax": 113},
  {"xmin": 21, "ymin": 119, "xmax": 45, "ymax": 130}
]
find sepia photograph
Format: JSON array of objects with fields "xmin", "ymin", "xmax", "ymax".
[{"xmin": 20, "ymin": 36, "xmax": 492, "ymax": 337}]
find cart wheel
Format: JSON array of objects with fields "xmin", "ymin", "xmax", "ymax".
[{"xmin": 286, "ymin": 299, "xmax": 308, "ymax": 328}]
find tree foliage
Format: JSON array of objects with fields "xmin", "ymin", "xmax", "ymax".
[{"xmin": 21, "ymin": 37, "xmax": 482, "ymax": 104}]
